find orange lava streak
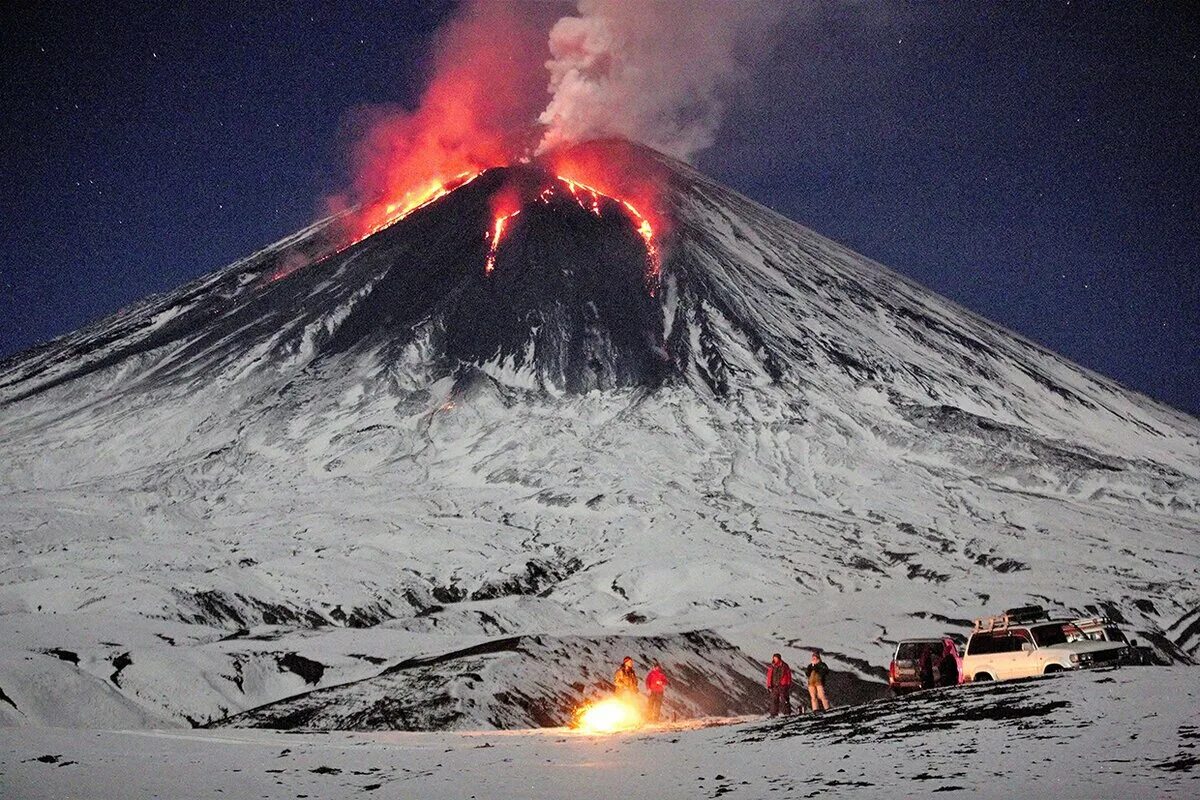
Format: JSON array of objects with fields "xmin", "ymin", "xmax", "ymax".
[
  {"xmin": 559, "ymin": 177, "xmax": 603, "ymax": 216},
  {"xmin": 556, "ymin": 175, "xmax": 660, "ymax": 293},
  {"xmin": 359, "ymin": 170, "xmax": 483, "ymax": 243},
  {"xmin": 485, "ymin": 208, "xmax": 520, "ymax": 276}
]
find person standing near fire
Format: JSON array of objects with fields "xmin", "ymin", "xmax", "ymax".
[
  {"xmin": 645, "ymin": 661, "xmax": 668, "ymax": 721},
  {"xmin": 614, "ymin": 656, "xmax": 639, "ymax": 699},
  {"xmin": 766, "ymin": 653, "xmax": 793, "ymax": 717},
  {"xmin": 805, "ymin": 651, "xmax": 831, "ymax": 712}
]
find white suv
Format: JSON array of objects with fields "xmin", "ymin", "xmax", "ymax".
[{"xmin": 962, "ymin": 607, "xmax": 1126, "ymax": 682}]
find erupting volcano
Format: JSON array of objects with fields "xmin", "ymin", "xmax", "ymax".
[
  {"xmin": 1, "ymin": 139, "xmax": 1197, "ymax": 737},
  {"xmin": 344, "ymin": 141, "xmax": 668, "ymax": 294}
]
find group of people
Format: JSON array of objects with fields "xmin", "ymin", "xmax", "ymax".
[
  {"xmin": 608, "ymin": 650, "xmax": 835, "ymax": 723},
  {"xmin": 766, "ymin": 651, "xmax": 832, "ymax": 717},
  {"xmin": 613, "ymin": 656, "xmax": 670, "ymax": 721}
]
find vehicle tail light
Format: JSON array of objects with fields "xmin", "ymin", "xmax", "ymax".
[{"xmin": 888, "ymin": 660, "xmax": 898, "ymax": 684}]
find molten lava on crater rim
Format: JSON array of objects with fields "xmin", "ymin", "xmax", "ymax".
[
  {"xmin": 482, "ymin": 172, "xmax": 662, "ymax": 292},
  {"xmin": 326, "ymin": 142, "xmax": 672, "ymax": 295}
]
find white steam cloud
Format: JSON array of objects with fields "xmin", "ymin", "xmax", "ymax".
[{"xmin": 537, "ymin": 0, "xmax": 776, "ymax": 161}]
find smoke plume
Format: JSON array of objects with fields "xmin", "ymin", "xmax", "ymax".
[
  {"xmin": 335, "ymin": 0, "xmax": 777, "ymax": 235},
  {"xmin": 333, "ymin": 0, "xmax": 554, "ymax": 235},
  {"xmin": 537, "ymin": 0, "xmax": 775, "ymax": 161}
]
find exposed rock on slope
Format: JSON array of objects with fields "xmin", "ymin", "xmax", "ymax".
[{"xmin": 0, "ymin": 140, "xmax": 1196, "ymax": 730}]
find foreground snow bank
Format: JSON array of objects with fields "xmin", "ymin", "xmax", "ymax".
[{"xmin": 1, "ymin": 667, "xmax": 1195, "ymax": 799}]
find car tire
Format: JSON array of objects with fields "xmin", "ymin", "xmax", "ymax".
[
  {"xmin": 1044, "ymin": 664, "xmax": 1064, "ymax": 674},
  {"xmin": 974, "ymin": 672, "xmax": 993, "ymax": 682}
]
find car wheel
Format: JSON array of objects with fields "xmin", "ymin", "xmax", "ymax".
[
  {"xmin": 1044, "ymin": 664, "xmax": 1064, "ymax": 674},
  {"xmin": 974, "ymin": 672, "xmax": 993, "ymax": 682}
]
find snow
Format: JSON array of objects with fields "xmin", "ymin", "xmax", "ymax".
[
  {"xmin": 0, "ymin": 142, "xmax": 1196, "ymax": 739},
  {"xmin": 1, "ymin": 668, "xmax": 1196, "ymax": 798}
]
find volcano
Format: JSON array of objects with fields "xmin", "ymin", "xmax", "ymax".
[{"xmin": 0, "ymin": 140, "xmax": 1197, "ymax": 731}]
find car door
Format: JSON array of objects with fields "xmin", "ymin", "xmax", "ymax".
[
  {"xmin": 1010, "ymin": 629, "xmax": 1038, "ymax": 677},
  {"xmin": 988, "ymin": 633, "xmax": 1014, "ymax": 679}
]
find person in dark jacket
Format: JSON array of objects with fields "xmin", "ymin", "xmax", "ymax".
[
  {"xmin": 645, "ymin": 661, "xmax": 668, "ymax": 722},
  {"xmin": 766, "ymin": 653, "xmax": 793, "ymax": 717},
  {"xmin": 938, "ymin": 639, "xmax": 960, "ymax": 687},
  {"xmin": 614, "ymin": 656, "xmax": 639, "ymax": 699},
  {"xmin": 805, "ymin": 651, "xmax": 831, "ymax": 711},
  {"xmin": 918, "ymin": 645, "xmax": 936, "ymax": 690}
]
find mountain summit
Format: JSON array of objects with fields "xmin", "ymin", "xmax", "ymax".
[{"xmin": 1, "ymin": 140, "xmax": 1197, "ymax": 730}]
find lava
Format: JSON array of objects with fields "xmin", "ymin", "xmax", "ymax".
[
  {"xmin": 483, "ymin": 172, "xmax": 662, "ymax": 293},
  {"xmin": 547, "ymin": 143, "xmax": 669, "ymax": 294},
  {"xmin": 557, "ymin": 175, "xmax": 660, "ymax": 291},
  {"xmin": 359, "ymin": 170, "xmax": 483, "ymax": 242},
  {"xmin": 485, "ymin": 209, "xmax": 520, "ymax": 276},
  {"xmin": 572, "ymin": 696, "xmax": 644, "ymax": 734}
]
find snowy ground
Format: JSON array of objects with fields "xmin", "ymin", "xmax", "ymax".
[
  {"xmin": 1, "ymin": 143, "xmax": 1197, "ymax": 731},
  {"xmin": 2, "ymin": 668, "xmax": 1196, "ymax": 799}
]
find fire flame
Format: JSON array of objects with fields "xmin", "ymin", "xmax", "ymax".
[{"xmin": 573, "ymin": 696, "xmax": 644, "ymax": 734}]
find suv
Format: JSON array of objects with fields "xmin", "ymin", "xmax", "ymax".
[
  {"xmin": 961, "ymin": 606, "xmax": 1126, "ymax": 682},
  {"xmin": 1069, "ymin": 616, "xmax": 1128, "ymax": 645},
  {"xmin": 888, "ymin": 637, "xmax": 962, "ymax": 694}
]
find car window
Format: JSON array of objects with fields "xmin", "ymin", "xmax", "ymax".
[
  {"xmin": 1031, "ymin": 624, "xmax": 1069, "ymax": 647},
  {"xmin": 897, "ymin": 642, "xmax": 931, "ymax": 659},
  {"xmin": 968, "ymin": 633, "xmax": 1016, "ymax": 655},
  {"xmin": 1105, "ymin": 627, "xmax": 1127, "ymax": 642},
  {"xmin": 967, "ymin": 633, "xmax": 991, "ymax": 655}
]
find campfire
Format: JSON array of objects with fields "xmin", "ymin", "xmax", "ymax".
[{"xmin": 571, "ymin": 696, "xmax": 645, "ymax": 734}]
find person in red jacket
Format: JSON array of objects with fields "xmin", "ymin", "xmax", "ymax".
[
  {"xmin": 766, "ymin": 653, "xmax": 793, "ymax": 717},
  {"xmin": 645, "ymin": 661, "xmax": 669, "ymax": 722}
]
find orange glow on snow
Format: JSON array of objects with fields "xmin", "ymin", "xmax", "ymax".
[{"xmin": 573, "ymin": 696, "xmax": 644, "ymax": 734}]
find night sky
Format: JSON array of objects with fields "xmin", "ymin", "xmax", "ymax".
[{"xmin": 2, "ymin": 2, "xmax": 1197, "ymax": 414}]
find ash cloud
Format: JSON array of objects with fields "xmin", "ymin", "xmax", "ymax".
[
  {"xmin": 333, "ymin": 0, "xmax": 784, "ymax": 229},
  {"xmin": 537, "ymin": 0, "xmax": 781, "ymax": 161}
]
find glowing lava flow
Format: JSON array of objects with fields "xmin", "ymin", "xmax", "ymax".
[
  {"xmin": 485, "ymin": 208, "xmax": 520, "ymax": 276},
  {"xmin": 261, "ymin": 172, "xmax": 487, "ymax": 289},
  {"xmin": 557, "ymin": 176, "xmax": 661, "ymax": 293},
  {"xmin": 483, "ymin": 174, "xmax": 661, "ymax": 292},
  {"xmin": 572, "ymin": 696, "xmax": 645, "ymax": 734},
  {"xmin": 361, "ymin": 171, "xmax": 483, "ymax": 242}
]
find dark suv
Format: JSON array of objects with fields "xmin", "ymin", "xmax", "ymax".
[{"xmin": 889, "ymin": 637, "xmax": 962, "ymax": 694}]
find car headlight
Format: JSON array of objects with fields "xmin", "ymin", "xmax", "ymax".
[{"xmin": 1069, "ymin": 653, "xmax": 1081, "ymax": 664}]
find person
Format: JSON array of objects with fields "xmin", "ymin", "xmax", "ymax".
[
  {"xmin": 613, "ymin": 656, "xmax": 639, "ymax": 699},
  {"xmin": 918, "ymin": 645, "xmax": 936, "ymax": 690},
  {"xmin": 645, "ymin": 661, "xmax": 668, "ymax": 722},
  {"xmin": 938, "ymin": 639, "xmax": 960, "ymax": 687},
  {"xmin": 766, "ymin": 653, "xmax": 793, "ymax": 717},
  {"xmin": 805, "ymin": 651, "xmax": 831, "ymax": 712}
]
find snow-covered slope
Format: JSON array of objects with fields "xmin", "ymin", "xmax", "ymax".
[
  {"xmin": 2, "ymin": 668, "xmax": 1197, "ymax": 798},
  {"xmin": 1, "ymin": 140, "xmax": 1197, "ymax": 730}
]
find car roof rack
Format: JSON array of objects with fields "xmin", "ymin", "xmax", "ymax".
[{"xmin": 973, "ymin": 605, "xmax": 1051, "ymax": 632}]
